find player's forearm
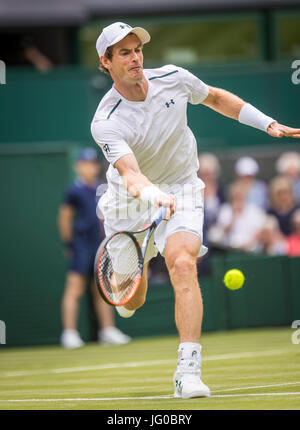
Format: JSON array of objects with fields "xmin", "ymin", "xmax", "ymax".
[
  {"xmin": 204, "ymin": 86, "xmax": 276, "ymax": 132},
  {"xmin": 115, "ymin": 154, "xmax": 158, "ymax": 200},
  {"xmin": 203, "ymin": 87, "xmax": 245, "ymax": 120},
  {"xmin": 123, "ymin": 170, "xmax": 153, "ymax": 199},
  {"xmin": 115, "ymin": 154, "xmax": 170, "ymax": 208}
]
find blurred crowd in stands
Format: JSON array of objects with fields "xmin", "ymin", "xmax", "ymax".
[
  {"xmin": 199, "ymin": 151, "xmax": 300, "ymax": 263},
  {"xmin": 137, "ymin": 150, "xmax": 300, "ymax": 281}
]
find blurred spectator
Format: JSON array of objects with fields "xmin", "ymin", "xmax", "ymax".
[
  {"xmin": 148, "ymin": 256, "xmax": 169, "ymax": 284},
  {"xmin": 58, "ymin": 147, "xmax": 131, "ymax": 348},
  {"xmin": 255, "ymin": 215, "xmax": 287, "ymax": 256},
  {"xmin": 267, "ymin": 175, "xmax": 300, "ymax": 236},
  {"xmin": 286, "ymin": 209, "xmax": 300, "ymax": 256},
  {"xmin": 197, "ymin": 153, "xmax": 226, "ymax": 275},
  {"xmin": 234, "ymin": 156, "xmax": 269, "ymax": 210},
  {"xmin": 275, "ymin": 152, "xmax": 300, "ymax": 205},
  {"xmin": 208, "ymin": 181, "xmax": 266, "ymax": 251},
  {"xmin": 21, "ymin": 36, "xmax": 53, "ymax": 73},
  {"xmin": 198, "ymin": 153, "xmax": 226, "ymax": 232}
]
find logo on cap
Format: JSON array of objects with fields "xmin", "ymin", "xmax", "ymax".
[{"xmin": 119, "ymin": 24, "xmax": 131, "ymax": 30}]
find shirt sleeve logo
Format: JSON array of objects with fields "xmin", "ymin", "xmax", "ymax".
[{"xmin": 103, "ymin": 144, "xmax": 110, "ymax": 153}]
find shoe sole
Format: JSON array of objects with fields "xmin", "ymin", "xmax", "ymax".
[{"xmin": 174, "ymin": 389, "xmax": 211, "ymax": 399}]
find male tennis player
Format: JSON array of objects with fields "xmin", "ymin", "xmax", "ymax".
[{"xmin": 91, "ymin": 22, "xmax": 300, "ymax": 399}]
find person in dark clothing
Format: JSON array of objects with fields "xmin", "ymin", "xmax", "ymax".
[{"xmin": 58, "ymin": 148, "xmax": 131, "ymax": 348}]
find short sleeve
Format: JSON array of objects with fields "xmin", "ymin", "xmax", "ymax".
[
  {"xmin": 63, "ymin": 185, "xmax": 78, "ymax": 208},
  {"xmin": 91, "ymin": 119, "xmax": 133, "ymax": 166},
  {"xmin": 178, "ymin": 66, "xmax": 209, "ymax": 105}
]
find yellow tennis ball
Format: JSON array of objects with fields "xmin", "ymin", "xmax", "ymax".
[{"xmin": 224, "ymin": 269, "xmax": 245, "ymax": 290}]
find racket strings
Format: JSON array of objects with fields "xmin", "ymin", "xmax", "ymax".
[{"xmin": 98, "ymin": 234, "xmax": 141, "ymax": 304}]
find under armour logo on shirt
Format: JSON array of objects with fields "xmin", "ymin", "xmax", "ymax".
[
  {"xmin": 165, "ymin": 99, "xmax": 175, "ymax": 108},
  {"xmin": 103, "ymin": 144, "xmax": 110, "ymax": 153}
]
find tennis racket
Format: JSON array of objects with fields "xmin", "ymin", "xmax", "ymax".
[{"xmin": 94, "ymin": 205, "xmax": 167, "ymax": 306}]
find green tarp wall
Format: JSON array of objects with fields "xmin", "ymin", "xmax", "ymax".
[{"xmin": 0, "ymin": 63, "xmax": 299, "ymax": 151}]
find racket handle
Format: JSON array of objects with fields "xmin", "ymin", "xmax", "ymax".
[{"xmin": 152, "ymin": 206, "xmax": 167, "ymax": 226}]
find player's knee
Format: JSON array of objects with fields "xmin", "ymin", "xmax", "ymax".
[{"xmin": 167, "ymin": 253, "xmax": 196, "ymax": 279}]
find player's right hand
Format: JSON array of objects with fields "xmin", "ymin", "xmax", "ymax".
[{"xmin": 154, "ymin": 194, "xmax": 177, "ymax": 221}]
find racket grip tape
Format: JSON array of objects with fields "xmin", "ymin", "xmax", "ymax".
[{"xmin": 153, "ymin": 206, "xmax": 167, "ymax": 226}]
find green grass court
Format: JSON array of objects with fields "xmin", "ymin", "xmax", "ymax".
[{"xmin": 0, "ymin": 327, "xmax": 299, "ymax": 410}]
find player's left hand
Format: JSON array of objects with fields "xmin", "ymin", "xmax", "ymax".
[{"xmin": 267, "ymin": 122, "xmax": 300, "ymax": 138}]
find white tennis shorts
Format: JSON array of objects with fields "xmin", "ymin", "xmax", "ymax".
[{"xmin": 98, "ymin": 178, "xmax": 208, "ymax": 264}]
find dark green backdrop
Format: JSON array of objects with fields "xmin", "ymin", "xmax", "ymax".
[{"xmin": 1, "ymin": 62, "xmax": 299, "ymax": 150}]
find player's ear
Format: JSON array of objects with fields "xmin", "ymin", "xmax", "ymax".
[{"xmin": 100, "ymin": 55, "xmax": 111, "ymax": 70}]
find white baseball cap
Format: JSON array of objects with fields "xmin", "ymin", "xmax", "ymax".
[
  {"xmin": 96, "ymin": 22, "xmax": 151, "ymax": 57},
  {"xmin": 235, "ymin": 156, "xmax": 259, "ymax": 176}
]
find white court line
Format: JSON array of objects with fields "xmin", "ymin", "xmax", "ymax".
[
  {"xmin": 3, "ymin": 360, "xmax": 173, "ymax": 377},
  {"xmin": 3, "ymin": 348, "xmax": 290, "ymax": 377},
  {"xmin": 1, "ymin": 392, "xmax": 300, "ymax": 403},
  {"xmin": 212, "ymin": 392, "xmax": 300, "ymax": 398},
  {"xmin": 216, "ymin": 381, "xmax": 300, "ymax": 393}
]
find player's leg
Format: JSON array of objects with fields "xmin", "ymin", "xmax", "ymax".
[
  {"xmin": 90, "ymin": 279, "xmax": 131, "ymax": 345},
  {"xmin": 165, "ymin": 232, "xmax": 203, "ymax": 342},
  {"xmin": 61, "ymin": 271, "xmax": 86, "ymax": 348},
  {"xmin": 115, "ymin": 262, "xmax": 149, "ymax": 317},
  {"xmin": 164, "ymin": 231, "xmax": 210, "ymax": 398}
]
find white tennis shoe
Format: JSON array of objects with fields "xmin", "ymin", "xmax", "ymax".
[
  {"xmin": 173, "ymin": 342, "xmax": 211, "ymax": 399},
  {"xmin": 173, "ymin": 371, "xmax": 211, "ymax": 399},
  {"xmin": 98, "ymin": 327, "xmax": 131, "ymax": 345},
  {"xmin": 60, "ymin": 329, "xmax": 85, "ymax": 349}
]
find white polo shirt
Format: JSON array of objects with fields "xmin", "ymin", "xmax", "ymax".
[{"xmin": 91, "ymin": 64, "xmax": 209, "ymax": 192}]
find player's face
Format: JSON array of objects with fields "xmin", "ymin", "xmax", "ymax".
[{"xmin": 106, "ymin": 34, "xmax": 144, "ymax": 82}]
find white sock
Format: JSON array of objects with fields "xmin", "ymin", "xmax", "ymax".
[
  {"xmin": 98, "ymin": 326, "xmax": 113, "ymax": 335},
  {"xmin": 178, "ymin": 342, "xmax": 202, "ymax": 356},
  {"xmin": 63, "ymin": 329, "xmax": 79, "ymax": 335},
  {"xmin": 177, "ymin": 342, "xmax": 202, "ymax": 373}
]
